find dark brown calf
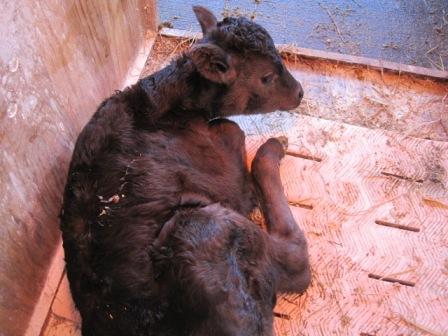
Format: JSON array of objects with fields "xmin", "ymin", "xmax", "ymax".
[
  {"xmin": 151, "ymin": 128, "xmax": 310, "ymax": 336},
  {"xmin": 60, "ymin": 6, "xmax": 310, "ymax": 336}
]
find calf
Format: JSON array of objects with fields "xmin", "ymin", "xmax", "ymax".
[{"xmin": 60, "ymin": 6, "xmax": 310, "ymax": 336}]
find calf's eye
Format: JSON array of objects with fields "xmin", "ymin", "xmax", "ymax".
[
  {"xmin": 212, "ymin": 61, "xmax": 228, "ymax": 73},
  {"xmin": 261, "ymin": 73, "xmax": 274, "ymax": 85}
]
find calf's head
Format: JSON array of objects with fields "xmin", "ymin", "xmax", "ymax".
[{"xmin": 188, "ymin": 6, "xmax": 304, "ymax": 116}]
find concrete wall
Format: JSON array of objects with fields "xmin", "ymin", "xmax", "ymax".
[{"xmin": 0, "ymin": 1, "xmax": 156, "ymax": 335}]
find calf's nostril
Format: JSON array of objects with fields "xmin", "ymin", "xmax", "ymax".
[{"xmin": 296, "ymin": 89, "xmax": 304, "ymax": 105}]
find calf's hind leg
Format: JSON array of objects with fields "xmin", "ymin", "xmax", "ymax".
[{"xmin": 251, "ymin": 137, "xmax": 311, "ymax": 293}]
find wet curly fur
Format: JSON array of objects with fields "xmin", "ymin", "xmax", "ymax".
[
  {"xmin": 209, "ymin": 17, "xmax": 281, "ymax": 63},
  {"xmin": 60, "ymin": 6, "xmax": 309, "ymax": 336}
]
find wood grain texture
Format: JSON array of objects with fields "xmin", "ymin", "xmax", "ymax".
[{"xmin": 0, "ymin": 1, "xmax": 155, "ymax": 335}]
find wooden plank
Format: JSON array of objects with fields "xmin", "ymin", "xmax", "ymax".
[
  {"xmin": 41, "ymin": 272, "xmax": 81, "ymax": 336},
  {"xmin": 122, "ymin": 36, "xmax": 156, "ymax": 88},
  {"xmin": 277, "ymin": 44, "xmax": 448, "ymax": 82},
  {"xmin": 160, "ymin": 27, "xmax": 201, "ymax": 40},
  {"xmin": 160, "ymin": 28, "xmax": 448, "ymax": 81},
  {"xmin": 237, "ymin": 113, "xmax": 448, "ymax": 335},
  {"xmin": 1, "ymin": 1, "xmax": 156, "ymax": 335},
  {"xmin": 42, "ymin": 312, "xmax": 80, "ymax": 336},
  {"xmin": 25, "ymin": 245, "xmax": 65, "ymax": 336},
  {"xmin": 50, "ymin": 273, "xmax": 81, "ymax": 325}
]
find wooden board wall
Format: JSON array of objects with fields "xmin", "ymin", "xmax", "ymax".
[{"xmin": 0, "ymin": 1, "xmax": 156, "ymax": 335}]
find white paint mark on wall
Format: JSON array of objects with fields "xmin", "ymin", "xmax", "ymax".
[
  {"xmin": 21, "ymin": 94, "xmax": 38, "ymax": 119},
  {"xmin": 7, "ymin": 103, "xmax": 17, "ymax": 118},
  {"xmin": 8, "ymin": 57, "xmax": 19, "ymax": 72},
  {"xmin": 8, "ymin": 172, "xmax": 27, "ymax": 204},
  {"xmin": 48, "ymin": 98, "xmax": 60, "ymax": 114}
]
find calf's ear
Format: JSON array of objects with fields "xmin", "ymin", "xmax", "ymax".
[
  {"xmin": 187, "ymin": 44, "xmax": 237, "ymax": 85},
  {"xmin": 193, "ymin": 6, "xmax": 217, "ymax": 35}
]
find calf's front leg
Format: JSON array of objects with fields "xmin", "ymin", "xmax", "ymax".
[{"xmin": 251, "ymin": 137, "xmax": 311, "ymax": 293}]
